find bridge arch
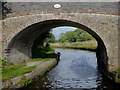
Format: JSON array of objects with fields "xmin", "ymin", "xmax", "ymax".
[
  {"xmin": 2, "ymin": 9, "xmax": 118, "ymax": 72},
  {"xmin": 6, "ymin": 19, "xmax": 108, "ymax": 74}
]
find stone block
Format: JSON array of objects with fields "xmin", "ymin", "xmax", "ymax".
[{"xmin": 11, "ymin": 76, "xmax": 22, "ymax": 85}]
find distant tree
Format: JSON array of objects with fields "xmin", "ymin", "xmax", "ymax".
[
  {"xmin": 58, "ymin": 28, "xmax": 95, "ymax": 43},
  {"xmin": 59, "ymin": 33, "xmax": 66, "ymax": 43},
  {"xmin": 65, "ymin": 31, "xmax": 76, "ymax": 42}
]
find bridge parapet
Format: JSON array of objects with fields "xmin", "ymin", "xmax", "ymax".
[{"xmin": 4, "ymin": 9, "xmax": 119, "ymax": 18}]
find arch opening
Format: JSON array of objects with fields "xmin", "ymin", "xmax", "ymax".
[{"xmin": 6, "ymin": 19, "xmax": 108, "ymax": 75}]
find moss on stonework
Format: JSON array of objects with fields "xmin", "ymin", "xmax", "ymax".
[
  {"xmin": 40, "ymin": 66, "xmax": 51, "ymax": 76},
  {"xmin": 40, "ymin": 62, "xmax": 57, "ymax": 77},
  {"xmin": 115, "ymin": 74, "xmax": 120, "ymax": 83},
  {"xmin": 116, "ymin": 68, "xmax": 120, "ymax": 76},
  {"xmin": 115, "ymin": 68, "xmax": 120, "ymax": 83},
  {"xmin": 20, "ymin": 78, "xmax": 32, "ymax": 86}
]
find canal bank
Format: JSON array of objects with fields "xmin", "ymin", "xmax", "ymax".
[
  {"xmin": 51, "ymin": 47, "xmax": 96, "ymax": 52},
  {"xmin": 2, "ymin": 59, "xmax": 57, "ymax": 89},
  {"xmin": 51, "ymin": 41, "xmax": 120, "ymax": 84},
  {"xmin": 20, "ymin": 48, "xmax": 120, "ymax": 89},
  {"xmin": 50, "ymin": 40, "xmax": 97, "ymax": 52}
]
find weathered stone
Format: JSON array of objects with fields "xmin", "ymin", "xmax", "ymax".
[
  {"xmin": 0, "ymin": 4, "xmax": 119, "ymax": 84},
  {"xmin": 24, "ymin": 73, "xmax": 32, "ymax": 80},
  {"xmin": 0, "ymin": 21, "xmax": 2, "ymax": 58},
  {"xmin": 1, "ymin": 9, "xmax": 119, "ymax": 71},
  {"xmin": 2, "ymin": 80, "xmax": 11, "ymax": 88},
  {"xmin": 2, "ymin": 59, "xmax": 57, "ymax": 89},
  {"xmin": 11, "ymin": 76, "xmax": 22, "ymax": 85}
]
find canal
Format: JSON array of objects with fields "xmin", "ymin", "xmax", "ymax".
[{"xmin": 22, "ymin": 48, "xmax": 119, "ymax": 89}]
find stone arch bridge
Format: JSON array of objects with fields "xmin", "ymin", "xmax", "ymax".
[{"xmin": 0, "ymin": 8, "xmax": 119, "ymax": 83}]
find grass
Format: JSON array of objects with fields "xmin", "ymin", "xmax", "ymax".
[
  {"xmin": 2, "ymin": 64, "xmax": 36, "ymax": 80},
  {"xmin": 21, "ymin": 78, "xmax": 32, "ymax": 86},
  {"xmin": 1, "ymin": 43, "xmax": 56, "ymax": 80},
  {"xmin": 114, "ymin": 68, "xmax": 120, "ymax": 83},
  {"xmin": 30, "ymin": 58, "xmax": 42, "ymax": 61},
  {"xmin": 44, "ymin": 58, "xmax": 53, "ymax": 61},
  {"xmin": 2, "ymin": 64, "xmax": 25, "ymax": 73},
  {"xmin": 50, "ymin": 40, "xmax": 97, "ymax": 51},
  {"xmin": 0, "ymin": 58, "xmax": 6, "ymax": 68},
  {"xmin": 30, "ymin": 58, "xmax": 54, "ymax": 61},
  {"xmin": 0, "ymin": 58, "xmax": 15, "ymax": 68}
]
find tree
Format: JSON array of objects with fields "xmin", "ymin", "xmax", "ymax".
[
  {"xmin": 45, "ymin": 33, "xmax": 56, "ymax": 43},
  {"xmin": 59, "ymin": 33, "xmax": 66, "ymax": 43},
  {"xmin": 58, "ymin": 28, "xmax": 95, "ymax": 43},
  {"xmin": 65, "ymin": 31, "xmax": 76, "ymax": 42}
]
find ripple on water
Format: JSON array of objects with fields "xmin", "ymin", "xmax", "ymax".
[{"xmin": 22, "ymin": 49, "xmax": 119, "ymax": 89}]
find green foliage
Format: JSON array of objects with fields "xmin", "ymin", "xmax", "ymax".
[
  {"xmin": 115, "ymin": 75, "xmax": 120, "ymax": 83},
  {"xmin": 45, "ymin": 33, "xmax": 56, "ymax": 43},
  {"xmin": 116, "ymin": 68, "xmax": 120, "ymax": 76},
  {"xmin": 44, "ymin": 58, "xmax": 53, "ymax": 61},
  {"xmin": 65, "ymin": 31, "xmax": 76, "ymax": 42},
  {"xmin": 32, "ymin": 43, "xmax": 55, "ymax": 58},
  {"xmin": 2, "ymin": 65, "xmax": 36, "ymax": 80},
  {"xmin": 59, "ymin": 28, "xmax": 95, "ymax": 43},
  {"xmin": 51, "ymin": 40, "xmax": 97, "ymax": 51},
  {"xmin": 0, "ymin": 58, "xmax": 6, "ymax": 67},
  {"xmin": 114, "ymin": 68, "xmax": 120, "ymax": 83},
  {"xmin": 59, "ymin": 33, "xmax": 67, "ymax": 43},
  {"xmin": 2, "ymin": 64, "xmax": 25, "ymax": 73},
  {"xmin": 21, "ymin": 78, "xmax": 32, "ymax": 86},
  {"xmin": 30, "ymin": 58, "xmax": 42, "ymax": 61},
  {"xmin": 40, "ymin": 68, "xmax": 47, "ymax": 76},
  {"xmin": 0, "ymin": 58, "xmax": 15, "ymax": 68}
]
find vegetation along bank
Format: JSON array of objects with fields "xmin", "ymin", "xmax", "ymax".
[{"xmin": 46, "ymin": 28, "xmax": 98, "ymax": 51}]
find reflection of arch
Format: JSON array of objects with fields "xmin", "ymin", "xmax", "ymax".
[{"xmin": 7, "ymin": 19, "xmax": 108, "ymax": 74}]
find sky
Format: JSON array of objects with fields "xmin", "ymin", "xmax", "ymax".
[{"xmin": 51, "ymin": 26, "xmax": 77, "ymax": 40}]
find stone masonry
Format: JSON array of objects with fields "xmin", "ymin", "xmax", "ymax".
[{"xmin": 0, "ymin": 2, "xmax": 120, "ymax": 83}]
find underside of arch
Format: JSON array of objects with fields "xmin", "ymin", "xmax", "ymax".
[{"xmin": 6, "ymin": 20, "xmax": 108, "ymax": 75}]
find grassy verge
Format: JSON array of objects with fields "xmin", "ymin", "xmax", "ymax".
[
  {"xmin": 44, "ymin": 58, "xmax": 54, "ymax": 61},
  {"xmin": 30, "ymin": 58, "xmax": 42, "ymax": 61},
  {"xmin": 2, "ymin": 63, "xmax": 36, "ymax": 80},
  {"xmin": 21, "ymin": 78, "xmax": 32, "ymax": 86},
  {"xmin": 30, "ymin": 58, "xmax": 54, "ymax": 62},
  {"xmin": 50, "ymin": 40, "xmax": 97, "ymax": 51},
  {"xmin": 2, "ymin": 64, "xmax": 25, "ymax": 74},
  {"xmin": 1, "ymin": 43, "xmax": 56, "ymax": 80}
]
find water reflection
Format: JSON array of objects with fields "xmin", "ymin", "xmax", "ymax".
[{"xmin": 21, "ymin": 48, "xmax": 119, "ymax": 89}]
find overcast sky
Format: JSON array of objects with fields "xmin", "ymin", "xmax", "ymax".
[{"xmin": 51, "ymin": 26, "xmax": 77, "ymax": 40}]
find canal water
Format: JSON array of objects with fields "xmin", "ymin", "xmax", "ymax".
[{"xmin": 22, "ymin": 48, "xmax": 119, "ymax": 89}]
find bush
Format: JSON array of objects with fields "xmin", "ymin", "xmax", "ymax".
[
  {"xmin": 32, "ymin": 43, "xmax": 55, "ymax": 58},
  {"xmin": 0, "ymin": 58, "xmax": 6, "ymax": 67}
]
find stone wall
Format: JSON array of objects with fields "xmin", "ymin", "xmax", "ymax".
[
  {"xmin": 2, "ymin": 9, "xmax": 119, "ymax": 71},
  {"xmin": 3, "ymin": 2, "xmax": 118, "ymax": 14},
  {"xmin": 1, "ymin": 2, "xmax": 119, "ymax": 84},
  {"xmin": 2, "ymin": 59, "xmax": 57, "ymax": 89},
  {"xmin": 0, "ymin": 21, "xmax": 2, "ymax": 58}
]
